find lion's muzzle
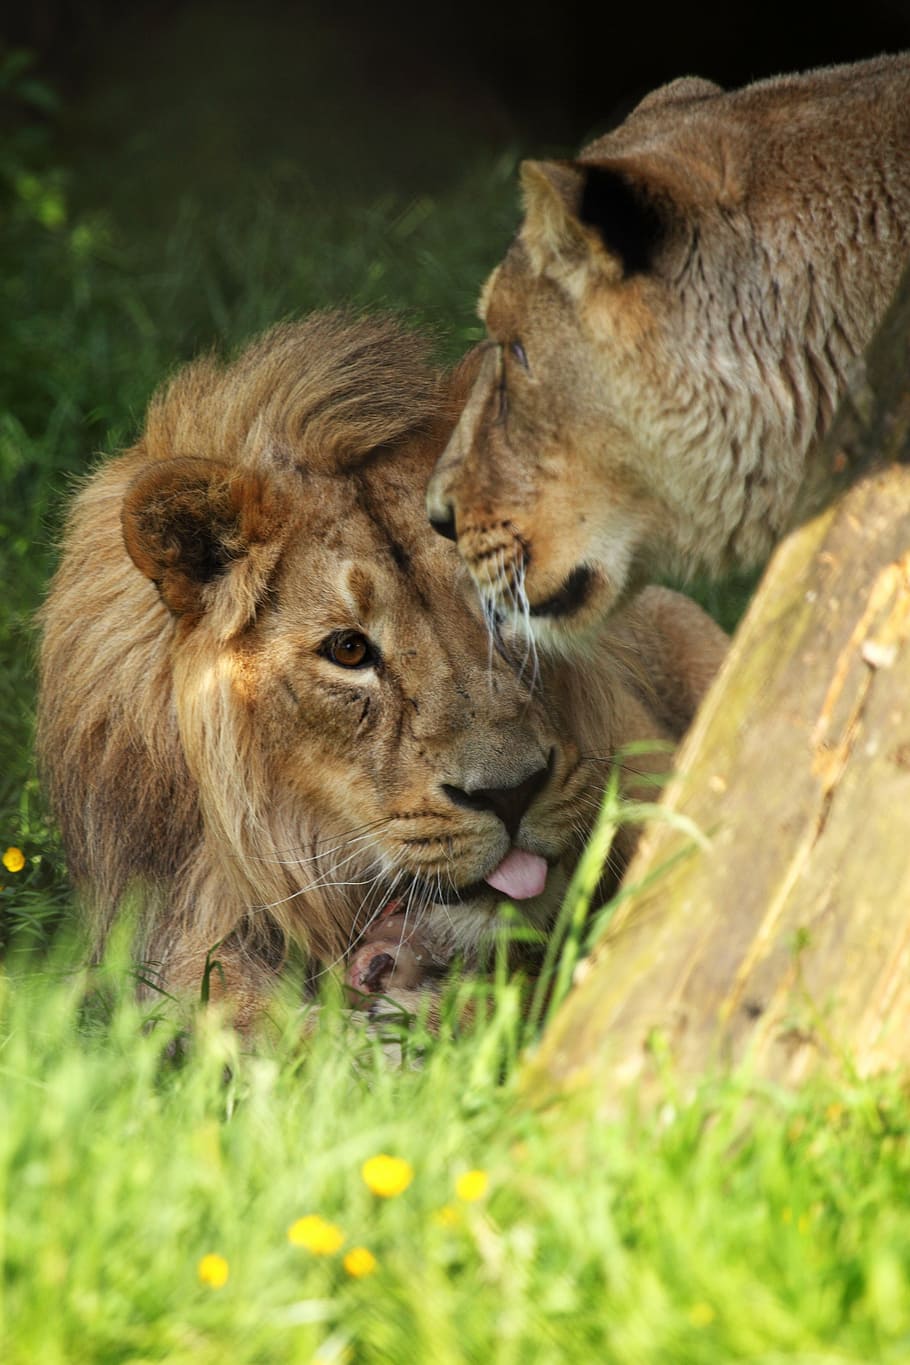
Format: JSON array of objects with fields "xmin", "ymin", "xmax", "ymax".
[{"xmin": 441, "ymin": 750, "xmax": 552, "ymax": 840}]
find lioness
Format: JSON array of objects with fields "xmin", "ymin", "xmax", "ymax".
[
  {"xmin": 37, "ymin": 313, "xmax": 725, "ymax": 1031},
  {"xmin": 427, "ymin": 53, "xmax": 910, "ymax": 652}
]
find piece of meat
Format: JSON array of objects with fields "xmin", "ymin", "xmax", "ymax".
[{"xmin": 345, "ymin": 912, "xmax": 437, "ymax": 1002}]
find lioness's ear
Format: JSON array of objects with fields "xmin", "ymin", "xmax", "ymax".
[
  {"xmin": 122, "ymin": 456, "xmax": 283, "ymax": 630},
  {"xmin": 520, "ymin": 158, "xmax": 667, "ymax": 286},
  {"xmin": 520, "ymin": 160, "xmax": 597, "ymax": 279}
]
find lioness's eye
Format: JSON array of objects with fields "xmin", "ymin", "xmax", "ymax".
[
  {"xmin": 510, "ymin": 340, "xmax": 529, "ymax": 370},
  {"xmin": 322, "ymin": 630, "xmax": 375, "ymax": 669}
]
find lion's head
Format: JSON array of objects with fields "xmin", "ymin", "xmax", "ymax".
[{"xmin": 40, "ymin": 313, "xmax": 684, "ymax": 1027}]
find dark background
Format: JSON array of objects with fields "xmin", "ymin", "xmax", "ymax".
[{"xmin": 4, "ymin": 0, "xmax": 910, "ymax": 207}]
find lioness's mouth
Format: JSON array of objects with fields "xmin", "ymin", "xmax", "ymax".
[{"xmin": 528, "ymin": 565, "xmax": 594, "ymax": 619}]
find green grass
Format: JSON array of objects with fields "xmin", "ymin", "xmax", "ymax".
[{"xmin": 5, "ymin": 938, "xmax": 910, "ymax": 1363}]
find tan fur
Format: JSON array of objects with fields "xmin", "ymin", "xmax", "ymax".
[
  {"xmin": 427, "ymin": 53, "xmax": 910, "ymax": 652},
  {"xmin": 37, "ymin": 313, "xmax": 726, "ymax": 1030}
]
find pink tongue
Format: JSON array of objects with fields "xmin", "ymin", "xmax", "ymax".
[{"xmin": 484, "ymin": 849, "xmax": 548, "ymax": 901}]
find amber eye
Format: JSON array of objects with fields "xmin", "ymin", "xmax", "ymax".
[{"xmin": 323, "ymin": 630, "xmax": 374, "ymax": 669}]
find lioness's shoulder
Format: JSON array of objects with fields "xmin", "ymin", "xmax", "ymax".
[{"xmin": 597, "ymin": 587, "xmax": 729, "ymax": 742}]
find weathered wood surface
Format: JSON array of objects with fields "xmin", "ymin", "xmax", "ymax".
[{"xmin": 525, "ymin": 264, "xmax": 910, "ymax": 1107}]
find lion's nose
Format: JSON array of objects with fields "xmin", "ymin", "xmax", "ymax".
[
  {"xmin": 428, "ymin": 503, "xmax": 458, "ymax": 543},
  {"xmin": 441, "ymin": 757, "xmax": 551, "ymax": 839}
]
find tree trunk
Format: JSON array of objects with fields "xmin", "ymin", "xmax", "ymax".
[{"xmin": 525, "ymin": 263, "xmax": 910, "ymax": 1108}]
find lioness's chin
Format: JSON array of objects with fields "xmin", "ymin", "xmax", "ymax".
[{"xmin": 503, "ymin": 563, "xmax": 626, "ymax": 656}]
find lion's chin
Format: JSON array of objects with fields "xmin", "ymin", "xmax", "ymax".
[
  {"xmin": 355, "ymin": 858, "xmax": 570, "ymax": 982},
  {"xmin": 439, "ymin": 864, "xmax": 569, "ymax": 960},
  {"xmin": 409, "ymin": 859, "xmax": 567, "ymax": 925}
]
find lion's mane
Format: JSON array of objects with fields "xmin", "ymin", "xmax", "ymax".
[{"xmin": 37, "ymin": 313, "xmax": 449, "ymax": 1013}]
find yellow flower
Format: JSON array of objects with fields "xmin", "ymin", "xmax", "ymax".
[
  {"xmin": 432, "ymin": 1204, "xmax": 461, "ymax": 1228},
  {"xmin": 361, "ymin": 1154, "xmax": 413, "ymax": 1198},
  {"xmin": 455, "ymin": 1169, "xmax": 489, "ymax": 1203},
  {"xmin": 287, "ymin": 1215, "xmax": 345, "ymax": 1254},
  {"xmin": 688, "ymin": 1301, "xmax": 715, "ymax": 1327},
  {"xmin": 2, "ymin": 847, "xmax": 25, "ymax": 874},
  {"xmin": 343, "ymin": 1246, "xmax": 377, "ymax": 1278},
  {"xmin": 197, "ymin": 1253, "xmax": 229, "ymax": 1288}
]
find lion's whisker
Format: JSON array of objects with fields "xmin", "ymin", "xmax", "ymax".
[
  {"xmin": 247, "ymin": 816, "xmax": 397, "ymax": 864},
  {"xmin": 341, "ymin": 866, "xmax": 407, "ymax": 961},
  {"xmin": 254, "ymin": 828, "xmax": 393, "ymax": 871}
]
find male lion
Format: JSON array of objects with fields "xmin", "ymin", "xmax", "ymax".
[
  {"xmin": 426, "ymin": 53, "xmax": 910, "ymax": 653},
  {"xmin": 37, "ymin": 313, "xmax": 725, "ymax": 1031}
]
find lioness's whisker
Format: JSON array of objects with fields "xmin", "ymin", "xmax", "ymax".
[{"xmin": 512, "ymin": 558, "xmax": 540, "ymax": 696}]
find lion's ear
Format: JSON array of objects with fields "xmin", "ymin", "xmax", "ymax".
[{"xmin": 122, "ymin": 456, "xmax": 283, "ymax": 630}]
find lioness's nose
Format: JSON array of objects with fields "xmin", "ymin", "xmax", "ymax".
[
  {"xmin": 442, "ymin": 758, "xmax": 551, "ymax": 839},
  {"xmin": 428, "ymin": 503, "xmax": 457, "ymax": 543}
]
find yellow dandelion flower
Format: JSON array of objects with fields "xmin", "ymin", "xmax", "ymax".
[
  {"xmin": 2, "ymin": 847, "xmax": 25, "ymax": 874},
  {"xmin": 197, "ymin": 1253, "xmax": 229, "ymax": 1288},
  {"xmin": 455, "ymin": 1169, "xmax": 489, "ymax": 1203},
  {"xmin": 343, "ymin": 1246, "xmax": 377, "ymax": 1278},
  {"xmin": 432, "ymin": 1204, "xmax": 461, "ymax": 1228},
  {"xmin": 688, "ymin": 1301, "xmax": 715, "ymax": 1327},
  {"xmin": 361, "ymin": 1154, "xmax": 413, "ymax": 1198},
  {"xmin": 287, "ymin": 1215, "xmax": 345, "ymax": 1255}
]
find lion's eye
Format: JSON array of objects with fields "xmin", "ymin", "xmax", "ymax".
[
  {"xmin": 322, "ymin": 630, "xmax": 375, "ymax": 669},
  {"xmin": 510, "ymin": 340, "xmax": 529, "ymax": 370}
]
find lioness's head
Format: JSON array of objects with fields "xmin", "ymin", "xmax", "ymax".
[{"xmin": 427, "ymin": 91, "xmax": 818, "ymax": 651}]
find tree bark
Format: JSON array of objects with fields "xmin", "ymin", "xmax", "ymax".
[{"xmin": 525, "ymin": 262, "xmax": 910, "ymax": 1109}]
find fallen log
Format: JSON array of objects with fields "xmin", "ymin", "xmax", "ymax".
[{"xmin": 525, "ymin": 262, "xmax": 910, "ymax": 1107}]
